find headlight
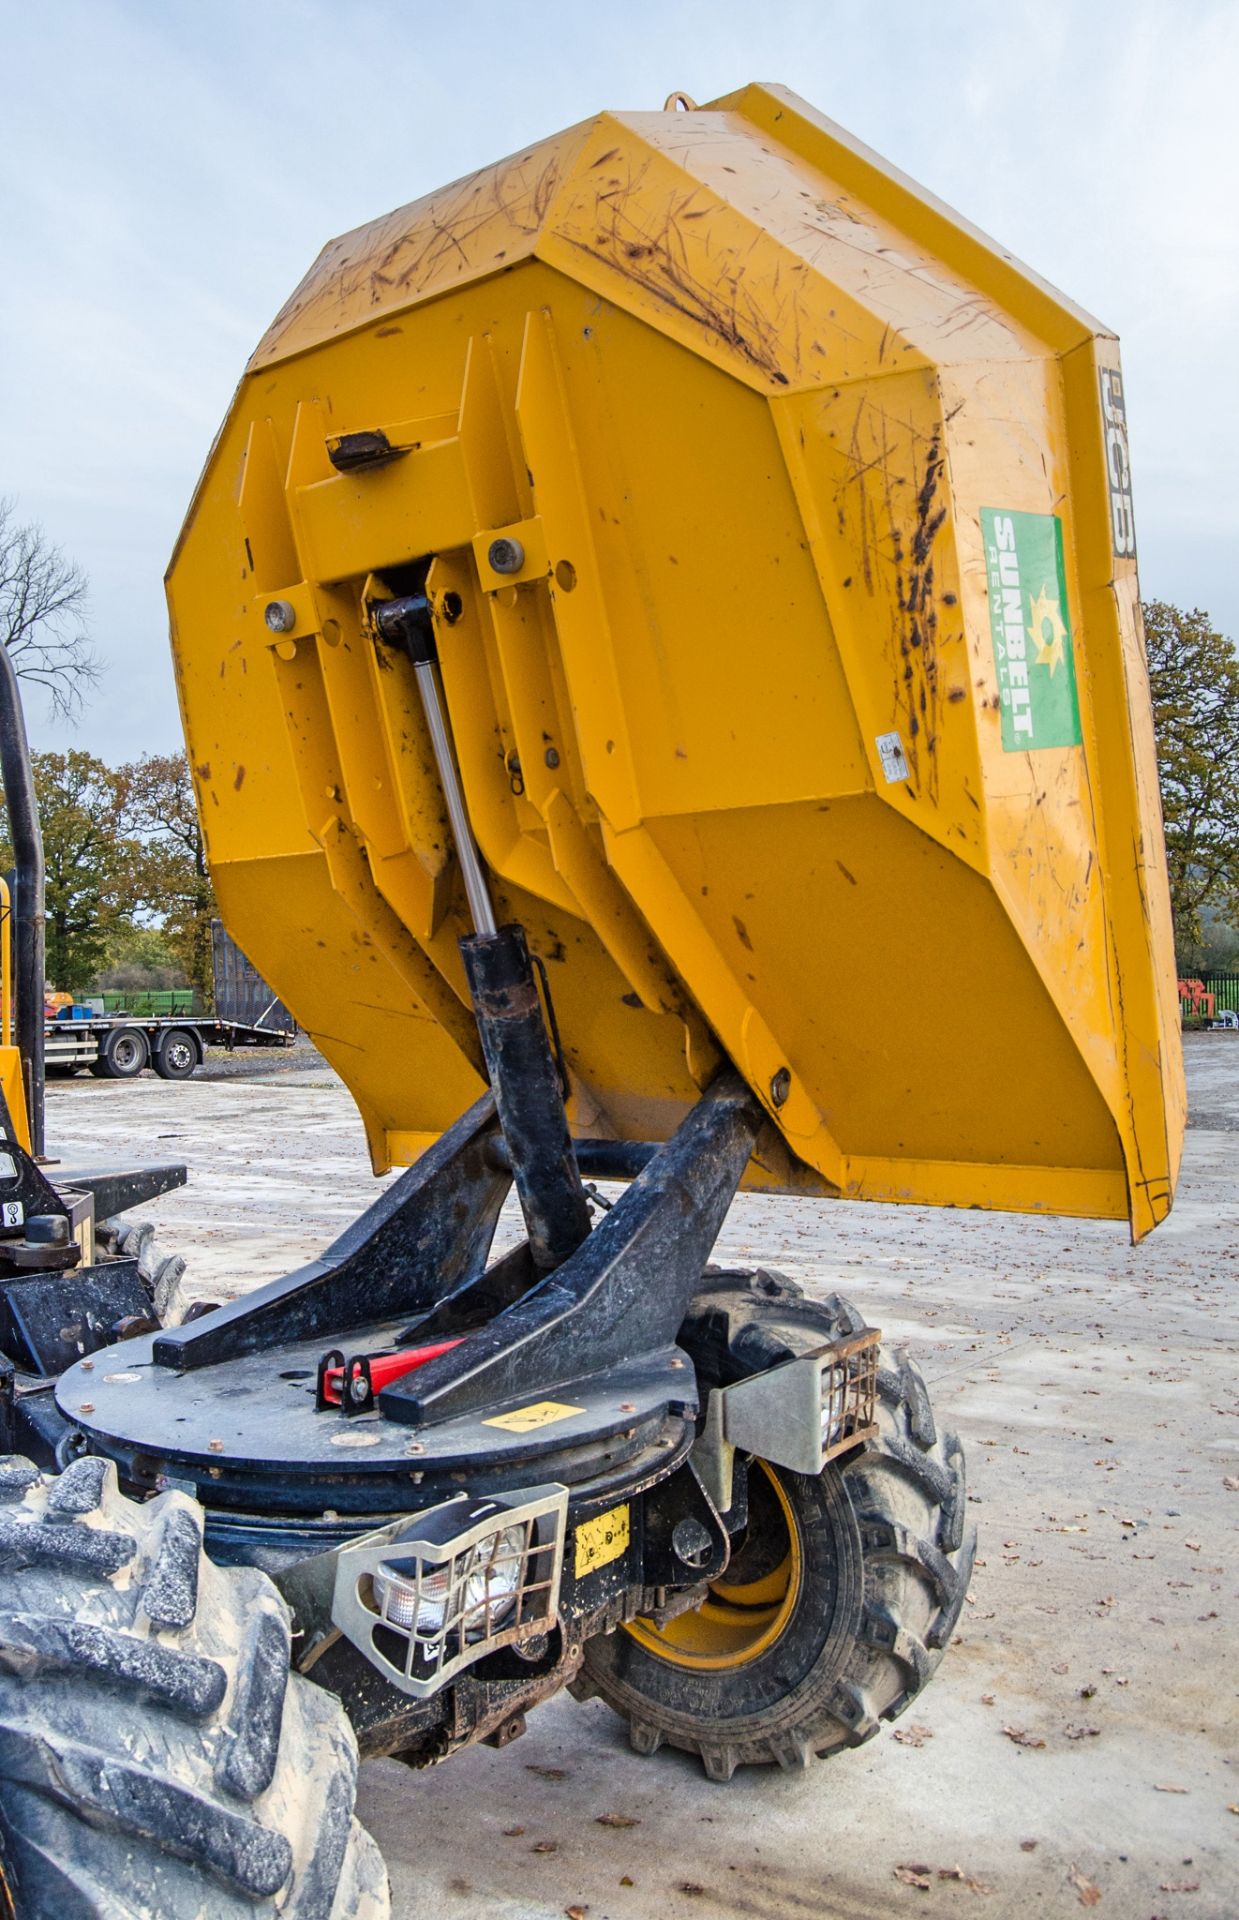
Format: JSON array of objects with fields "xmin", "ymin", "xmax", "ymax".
[{"xmin": 373, "ymin": 1522, "xmax": 526, "ymax": 1638}]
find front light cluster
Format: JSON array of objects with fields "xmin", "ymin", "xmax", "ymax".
[{"xmin": 372, "ymin": 1522, "xmax": 527, "ymax": 1638}]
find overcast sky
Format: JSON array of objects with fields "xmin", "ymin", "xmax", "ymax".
[{"xmin": 3, "ymin": 0, "xmax": 1236, "ymax": 758}]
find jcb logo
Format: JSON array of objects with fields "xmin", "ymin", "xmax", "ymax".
[{"xmin": 1100, "ymin": 367, "xmax": 1137, "ymax": 560}]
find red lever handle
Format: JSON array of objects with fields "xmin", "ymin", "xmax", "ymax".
[{"xmin": 320, "ymin": 1337, "xmax": 463, "ymax": 1406}]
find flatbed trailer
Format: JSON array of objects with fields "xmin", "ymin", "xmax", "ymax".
[{"xmin": 44, "ymin": 1012, "xmax": 293, "ymax": 1080}]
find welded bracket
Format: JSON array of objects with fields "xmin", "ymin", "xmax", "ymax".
[
  {"xmin": 693, "ymin": 1329, "xmax": 879, "ymax": 1490},
  {"xmin": 691, "ymin": 1389, "xmax": 735, "ymax": 1514}
]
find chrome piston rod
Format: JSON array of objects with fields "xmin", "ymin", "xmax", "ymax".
[{"xmin": 374, "ymin": 594, "xmax": 496, "ymax": 937}]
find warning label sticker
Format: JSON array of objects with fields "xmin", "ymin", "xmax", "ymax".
[
  {"xmin": 483, "ymin": 1399, "xmax": 585, "ymax": 1434},
  {"xmin": 875, "ymin": 731, "xmax": 910, "ymax": 785},
  {"xmin": 574, "ymin": 1503, "xmax": 630, "ymax": 1578}
]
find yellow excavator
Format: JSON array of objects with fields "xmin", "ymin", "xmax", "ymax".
[{"xmin": 0, "ymin": 85, "xmax": 1182, "ymax": 1919}]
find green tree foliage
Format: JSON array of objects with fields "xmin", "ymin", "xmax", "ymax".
[
  {"xmin": 0, "ymin": 748, "xmax": 214, "ymax": 998},
  {"xmin": 0, "ymin": 751, "xmax": 140, "ymax": 994},
  {"xmin": 1144, "ymin": 601, "xmax": 1239, "ymax": 958},
  {"xmin": 97, "ymin": 923, "xmax": 181, "ymax": 993},
  {"xmin": 123, "ymin": 752, "xmax": 216, "ymax": 1000}
]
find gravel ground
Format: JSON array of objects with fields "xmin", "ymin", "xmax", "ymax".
[{"xmin": 44, "ymin": 1033, "xmax": 1239, "ymax": 1918}]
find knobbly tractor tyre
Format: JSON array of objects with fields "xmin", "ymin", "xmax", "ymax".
[
  {"xmin": 89, "ymin": 1027, "xmax": 149, "ymax": 1080},
  {"xmin": 579, "ymin": 1272, "xmax": 976, "ymax": 1781},
  {"xmin": 0, "ymin": 1455, "xmax": 389, "ymax": 1919}
]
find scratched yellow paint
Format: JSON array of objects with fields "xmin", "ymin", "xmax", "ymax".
[{"xmin": 167, "ymin": 84, "xmax": 1183, "ymax": 1238}]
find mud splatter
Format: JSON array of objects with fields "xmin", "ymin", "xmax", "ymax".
[{"xmin": 562, "ymin": 162, "xmax": 800, "ymax": 386}]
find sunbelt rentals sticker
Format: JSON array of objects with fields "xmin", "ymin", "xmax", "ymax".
[{"xmin": 981, "ymin": 508, "xmax": 1082, "ymax": 751}]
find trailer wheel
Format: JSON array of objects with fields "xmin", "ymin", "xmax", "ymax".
[
  {"xmin": 153, "ymin": 1029, "xmax": 200, "ymax": 1081},
  {"xmin": 89, "ymin": 1027, "xmax": 149, "ymax": 1079},
  {"xmin": 0, "ymin": 1455, "xmax": 389, "ymax": 1918},
  {"xmin": 578, "ymin": 1273, "xmax": 975, "ymax": 1780}
]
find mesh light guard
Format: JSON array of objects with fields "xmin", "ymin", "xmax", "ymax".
[
  {"xmin": 332, "ymin": 1485, "xmax": 568, "ymax": 1698},
  {"xmin": 819, "ymin": 1331, "xmax": 880, "ymax": 1463}
]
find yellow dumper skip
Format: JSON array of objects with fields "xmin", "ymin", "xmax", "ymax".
[{"xmin": 167, "ymin": 84, "xmax": 1184, "ymax": 1240}]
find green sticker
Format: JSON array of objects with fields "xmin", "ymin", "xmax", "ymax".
[{"xmin": 981, "ymin": 508, "xmax": 1082, "ymax": 751}]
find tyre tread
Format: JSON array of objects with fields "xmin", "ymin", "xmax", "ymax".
[
  {"xmin": 0, "ymin": 1457, "xmax": 389, "ymax": 1919},
  {"xmin": 583, "ymin": 1278, "xmax": 975, "ymax": 1781}
]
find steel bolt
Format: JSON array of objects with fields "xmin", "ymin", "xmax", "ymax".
[
  {"xmin": 208, "ymin": 1438, "xmax": 225, "ymax": 1453},
  {"xmin": 488, "ymin": 537, "xmax": 525, "ymax": 575},
  {"xmin": 78, "ymin": 1403, "xmax": 94, "ymax": 1414},
  {"xmin": 350, "ymin": 1376, "xmax": 370, "ymax": 1403},
  {"xmin": 545, "ymin": 747, "xmax": 560, "ymax": 768},
  {"xmin": 264, "ymin": 599, "xmax": 297, "ymax": 633},
  {"xmin": 770, "ymin": 1066, "xmax": 792, "ymax": 1108}
]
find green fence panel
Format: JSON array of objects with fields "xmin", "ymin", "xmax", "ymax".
[
  {"xmin": 97, "ymin": 990, "xmax": 199, "ymax": 1018},
  {"xmin": 1202, "ymin": 974, "xmax": 1239, "ymax": 1014}
]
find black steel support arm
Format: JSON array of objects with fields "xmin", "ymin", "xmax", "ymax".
[
  {"xmin": 151, "ymin": 1094, "xmax": 510, "ymax": 1371},
  {"xmin": 378, "ymin": 1070, "xmax": 762, "ymax": 1428},
  {"xmin": 0, "ymin": 642, "xmax": 44, "ymax": 1155}
]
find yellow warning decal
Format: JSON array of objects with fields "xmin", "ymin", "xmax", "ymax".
[
  {"xmin": 574, "ymin": 1503, "xmax": 631, "ymax": 1578},
  {"xmin": 483, "ymin": 1399, "xmax": 585, "ymax": 1434}
]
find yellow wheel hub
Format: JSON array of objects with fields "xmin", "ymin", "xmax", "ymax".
[{"xmin": 624, "ymin": 1462, "xmax": 801, "ymax": 1672}]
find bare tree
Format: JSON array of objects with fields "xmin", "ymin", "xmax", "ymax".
[{"xmin": 0, "ymin": 497, "xmax": 100, "ymax": 720}]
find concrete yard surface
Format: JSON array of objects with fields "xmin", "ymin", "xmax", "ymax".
[{"xmin": 45, "ymin": 1034, "xmax": 1239, "ymax": 1918}]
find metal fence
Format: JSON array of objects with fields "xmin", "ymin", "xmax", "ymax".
[
  {"xmin": 1180, "ymin": 973, "xmax": 1239, "ymax": 1019},
  {"xmin": 1200, "ymin": 973, "xmax": 1239, "ymax": 1014}
]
